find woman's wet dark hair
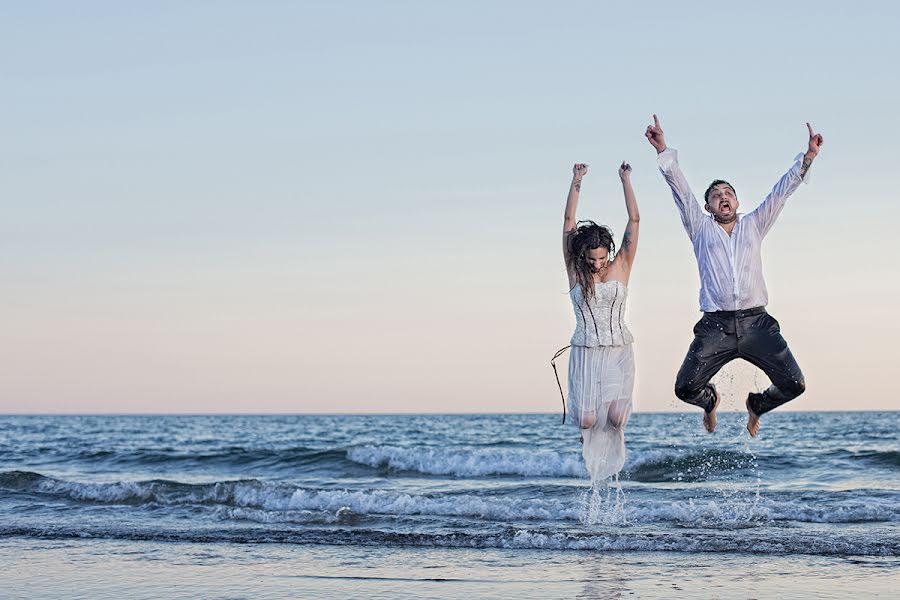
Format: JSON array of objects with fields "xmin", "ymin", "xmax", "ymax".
[{"xmin": 566, "ymin": 220, "xmax": 615, "ymax": 302}]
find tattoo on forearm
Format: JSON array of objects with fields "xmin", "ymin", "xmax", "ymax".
[
  {"xmin": 800, "ymin": 156, "xmax": 813, "ymax": 178},
  {"xmin": 574, "ymin": 179, "xmax": 582, "ymax": 192}
]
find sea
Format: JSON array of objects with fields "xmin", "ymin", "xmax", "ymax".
[{"xmin": 1, "ymin": 412, "xmax": 898, "ymax": 599}]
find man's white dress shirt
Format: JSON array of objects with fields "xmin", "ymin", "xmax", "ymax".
[{"xmin": 657, "ymin": 147, "xmax": 809, "ymax": 312}]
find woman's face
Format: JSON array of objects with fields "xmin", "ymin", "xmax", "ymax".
[{"xmin": 586, "ymin": 247, "xmax": 609, "ymax": 274}]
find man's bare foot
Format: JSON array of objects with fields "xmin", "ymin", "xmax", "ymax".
[
  {"xmin": 704, "ymin": 388, "xmax": 721, "ymax": 433},
  {"xmin": 746, "ymin": 395, "xmax": 761, "ymax": 437}
]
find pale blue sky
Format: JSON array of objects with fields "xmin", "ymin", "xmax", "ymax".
[{"xmin": 2, "ymin": 1, "xmax": 898, "ymax": 413}]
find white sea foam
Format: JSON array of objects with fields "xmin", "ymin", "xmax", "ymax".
[
  {"xmin": 346, "ymin": 445, "xmax": 587, "ymax": 478},
  {"xmin": 496, "ymin": 530, "xmax": 893, "ymax": 556},
  {"xmin": 343, "ymin": 444, "xmax": 759, "ymax": 480},
  {"xmin": 236, "ymin": 487, "xmax": 581, "ymax": 521}
]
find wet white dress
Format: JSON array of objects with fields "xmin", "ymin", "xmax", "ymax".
[{"xmin": 568, "ymin": 280, "xmax": 635, "ymax": 482}]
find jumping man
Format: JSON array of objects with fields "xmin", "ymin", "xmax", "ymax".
[{"xmin": 645, "ymin": 114, "xmax": 823, "ymax": 436}]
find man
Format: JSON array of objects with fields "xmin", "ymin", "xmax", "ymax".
[{"xmin": 645, "ymin": 114, "xmax": 823, "ymax": 436}]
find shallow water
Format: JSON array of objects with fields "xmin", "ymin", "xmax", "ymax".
[{"xmin": 2, "ymin": 540, "xmax": 897, "ymax": 599}]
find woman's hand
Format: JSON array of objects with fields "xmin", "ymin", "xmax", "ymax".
[{"xmin": 619, "ymin": 161, "xmax": 632, "ymax": 180}]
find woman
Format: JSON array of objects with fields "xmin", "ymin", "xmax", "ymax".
[{"xmin": 560, "ymin": 161, "xmax": 640, "ymax": 483}]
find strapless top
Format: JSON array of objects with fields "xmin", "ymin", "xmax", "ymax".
[{"xmin": 570, "ymin": 280, "xmax": 634, "ymax": 347}]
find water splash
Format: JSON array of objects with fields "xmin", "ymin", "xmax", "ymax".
[
  {"xmin": 711, "ymin": 359, "xmax": 767, "ymax": 410},
  {"xmin": 580, "ymin": 474, "xmax": 628, "ymax": 526}
]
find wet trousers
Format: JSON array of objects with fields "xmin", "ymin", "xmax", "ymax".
[{"xmin": 674, "ymin": 308, "xmax": 806, "ymax": 416}]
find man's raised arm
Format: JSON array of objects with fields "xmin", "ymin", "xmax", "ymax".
[
  {"xmin": 646, "ymin": 114, "xmax": 705, "ymax": 239},
  {"xmin": 750, "ymin": 122, "xmax": 824, "ymax": 238}
]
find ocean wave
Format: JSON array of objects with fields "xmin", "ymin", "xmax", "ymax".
[
  {"xmin": 5, "ymin": 443, "xmax": 779, "ymax": 483},
  {"xmin": 844, "ymin": 449, "xmax": 900, "ymax": 468},
  {"xmin": 625, "ymin": 494, "xmax": 900, "ymax": 525},
  {"xmin": 0, "ymin": 471, "xmax": 579, "ymax": 522},
  {"xmin": 66, "ymin": 447, "xmax": 350, "ymax": 470},
  {"xmin": 3, "ymin": 471, "xmax": 898, "ymax": 526},
  {"xmin": 346, "ymin": 446, "xmax": 586, "ymax": 478},
  {"xmin": 624, "ymin": 448, "xmax": 757, "ymax": 482},
  {"xmin": 1, "ymin": 524, "xmax": 896, "ymax": 557},
  {"xmin": 346, "ymin": 445, "xmax": 761, "ymax": 481}
]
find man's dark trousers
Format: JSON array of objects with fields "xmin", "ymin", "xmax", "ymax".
[{"xmin": 674, "ymin": 307, "xmax": 806, "ymax": 415}]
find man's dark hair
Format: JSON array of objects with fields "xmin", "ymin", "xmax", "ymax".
[{"xmin": 704, "ymin": 179, "xmax": 736, "ymax": 203}]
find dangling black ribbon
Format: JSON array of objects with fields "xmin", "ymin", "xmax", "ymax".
[{"xmin": 550, "ymin": 345, "xmax": 571, "ymax": 424}]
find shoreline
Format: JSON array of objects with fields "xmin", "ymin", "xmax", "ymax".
[{"xmin": 3, "ymin": 538, "xmax": 897, "ymax": 599}]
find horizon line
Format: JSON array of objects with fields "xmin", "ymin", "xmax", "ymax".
[{"xmin": 0, "ymin": 409, "xmax": 895, "ymax": 417}]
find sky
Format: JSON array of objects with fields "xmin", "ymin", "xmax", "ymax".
[{"xmin": 1, "ymin": 1, "xmax": 898, "ymax": 414}]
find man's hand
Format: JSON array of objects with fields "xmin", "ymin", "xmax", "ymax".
[
  {"xmin": 806, "ymin": 122, "xmax": 824, "ymax": 157},
  {"xmin": 800, "ymin": 122, "xmax": 823, "ymax": 178},
  {"xmin": 619, "ymin": 161, "xmax": 632, "ymax": 180},
  {"xmin": 645, "ymin": 114, "xmax": 667, "ymax": 153}
]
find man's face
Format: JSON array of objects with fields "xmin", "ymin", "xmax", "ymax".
[{"xmin": 705, "ymin": 183, "xmax": 739, "ymax": 224}]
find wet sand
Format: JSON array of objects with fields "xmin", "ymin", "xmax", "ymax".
[{"xmin": 2, "ymin": 538, "xmax": 897, "ymax": 599}]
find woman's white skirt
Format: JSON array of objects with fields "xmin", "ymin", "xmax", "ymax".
[{"xmin": 567, "ymin": 344, "xmax": 635, "ymax": 482}]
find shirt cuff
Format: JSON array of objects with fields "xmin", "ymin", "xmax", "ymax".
[
  {"xmin": 794, "ymin": 152, "xmax": 811, "ymax": 184},
  {"xmin": 657, "ymin": 147, "xmax": 677, "ymax": 171}
]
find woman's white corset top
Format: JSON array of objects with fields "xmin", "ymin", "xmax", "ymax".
[{"xmin": 570, "ymin": 280, "xmax": 634, "ymax": 347}]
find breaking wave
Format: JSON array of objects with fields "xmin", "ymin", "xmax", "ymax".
[{"xmin": 3, "ymin": 471, "xmax": 897, "ymax": 526}]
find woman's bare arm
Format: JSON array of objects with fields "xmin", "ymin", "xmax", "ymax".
[
  {"xmin": 615, "ymin": 162, "xmax": 640, "ymax": 271},
  {"xmin": 563, "ymin": 163, "xmax": 588, "ymax": 287}
]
